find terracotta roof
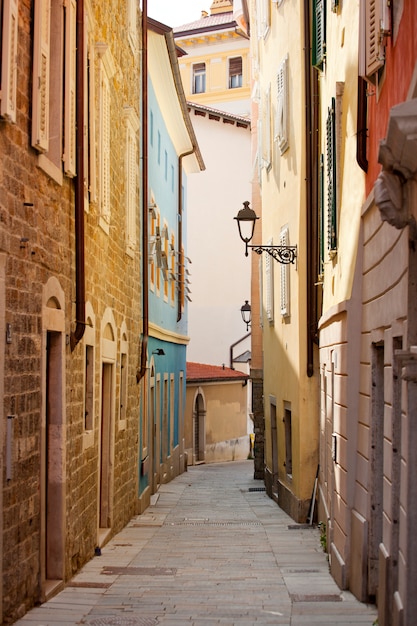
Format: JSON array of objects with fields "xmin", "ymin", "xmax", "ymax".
[
  {"xmin": 173, "ymin": 12, "xmax": 235, "ymax": 36},
  {"xmin": 186, "ymin": 362, "xmax": 249, "ymax": 383}
]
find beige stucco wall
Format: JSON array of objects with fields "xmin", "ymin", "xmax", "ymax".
[
  {"xmin": 185, "ymin": 380, "xmax": 250, "ymax": 464},
  {"xmin": 250, "ymin": 0, "xmax": 319, "ymax": 521}
]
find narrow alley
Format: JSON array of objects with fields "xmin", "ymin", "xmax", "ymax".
[{"xmin": 15, "ymin": 461, "xmax": 377, "ymax": 626}]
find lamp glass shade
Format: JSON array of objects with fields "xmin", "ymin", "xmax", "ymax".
[
  {"xmin": 240, "ymin": 300, "xmax": 251, "ymax": 327},
  {"xmin": 234, "ymin": 201, "xmax": 258, "ymax": 244}
]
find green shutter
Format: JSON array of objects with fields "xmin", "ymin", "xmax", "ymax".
[
  {"xmin": 326, "ymin": 98, "xmax": 336, "ymax": 251},
  {"xmin": 319, "ymin": 154, "xmax": 325, "ymax": 273},
  {"xmin": 312, "ymin": 0, "xmax": 326, "ymax": 70}
]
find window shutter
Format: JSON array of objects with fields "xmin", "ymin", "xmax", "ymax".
[
  {"xmin": 64, "ymin": 0, "xmax": 76, "ymax": 177},
  {"xmin": 275, "ymin": 55, "xmax": 288, "ymax": 154},
  {"xmin": 1, "ymin": 0, "xmax": 19, "ymax": 122},
  {"xmin": 100, "ymin": 71, "xmax": 111, "ymax": 225},
  {"xmin": 262, "ymin": 85, "xmax": 271, "ymax": 169},
  {"xmin": 265, "ymin": 239, "xmax": 274, "ymax": 323},
  {"xmin": 32, "ymin": 0, "xmax": 51, "ymax": 152},
  {"xmin": 124, "ymin": 108, "xmax": 139, "ymax": 251},
  {"xmin": 319, "ymin": 154, "xmax": 325, "ymax": 274},
  {"xmin": 312, "ymin": 0, "xmax": 326, "ymax": 70},
  {"xmin": 280, "ymin": 228, "xmax": 290, "ymax": 317},
  {"xmin": 365, "ymin": 0, "xmax": 384, "ymax": 77},
  {"xmin": 326, "ymin": 98, "xmax": 337, "ymax": 251}
]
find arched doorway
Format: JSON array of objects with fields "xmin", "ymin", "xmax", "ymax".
[{"xmin": 193, "ymin": 390, "xmax": 206, "ymax": 464}]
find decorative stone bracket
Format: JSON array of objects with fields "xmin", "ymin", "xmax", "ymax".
[{"xmin": 374, "ymin": 99, "xmax": 417, "ymax": 236}]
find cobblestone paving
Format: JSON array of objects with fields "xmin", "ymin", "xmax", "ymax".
[{"xmin": 14, "ymin": 461, "xmax": 377, "ymax": 625}]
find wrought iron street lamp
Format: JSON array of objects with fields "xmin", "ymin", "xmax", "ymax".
[
  {"xmin": 240, "ymin": 300, "xmax": 251, "ymax": 331},
  {"xmin": 234, "ymin": 201, "xmax": 297, "ymax": 264}
]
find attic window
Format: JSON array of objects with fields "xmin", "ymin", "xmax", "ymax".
[
  {"xmin": 229, "ymin": 57, "xmax": 242, "ymax": 89},
  {"xmin": 193, "ymin": 63, "xmax": 206, "ymax": 94}
]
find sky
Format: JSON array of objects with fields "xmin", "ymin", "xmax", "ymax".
[{"xmin": 147, "ymin": 0, "xmax": 211, "ymax": 28}]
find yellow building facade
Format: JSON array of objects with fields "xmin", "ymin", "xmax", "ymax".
[{"xmin": 248, "ymin": 0, "xmax": 319, "ymax": 521}]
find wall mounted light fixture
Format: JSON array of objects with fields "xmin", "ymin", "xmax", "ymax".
[
  {"xmin": 240, "ymin": 300, "xmax": 251, "ymax": 331},
  {"xmin": 234, "ymin": 201, "xmax": 297, "ymax": 264},
  {"xmin": 152, "ymin": 348, "xmax": 165, "ymax": 356}
]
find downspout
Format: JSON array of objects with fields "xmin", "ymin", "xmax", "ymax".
[
  {"xmin": 177, "ymin": 149, "xmax": 194, "ymax": 322},
  {"xmin": 163, "ymin": 31, "xmax": 204, "ymax": 322},
  {"xmin": 137, "ymin": 0, "xmax": 148, "ymax": 382},
  {"xmin": 303, "ymin": 0, "xmax": 318, "ymax": 377},
  {"xmin": 70, "ymin": 0, "xmax": 85, "ymax": 352}
]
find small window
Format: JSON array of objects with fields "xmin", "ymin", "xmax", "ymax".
[
  {"xmin": 312, "ymin": 0, "xmax": 326, "ymax": 70},
  {"xmin": 193, "ymin": 63, "xmax": 206, "ymax": 94},
  {"xmin": 229, "ymin": 57, "xmax": 242, "ymax": 89}
]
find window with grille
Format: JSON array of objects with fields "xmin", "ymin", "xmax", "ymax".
[
  {"xmin": 193, "ymin": 63, "xmax": 206, "ymax": 94},
  {"xmin": 229, "ymin": 57, "xmax": 242, "ymax": 89},
  {"xmin": 326, "ymin": 98, "xmax": 337, "ymax": 252}
]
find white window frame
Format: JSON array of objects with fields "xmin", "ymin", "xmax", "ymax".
[
  {"xmin": 1, "ymin": 0, "xmax": 19, "ymax": 122},
  {"xmin": 192, "ymin": 62, "xmax": 206, "ymax": 94},
  {"xmin": 96, "ymin": 43, "xmax": 116, "ymax": 234},
  {"xmin": 262, "ymin": 85, "xmax": 271, "ymax": 170},
  {"xmin": 275, "ymin": 55, "xmax": 289, "ymax": 154},
  {"xmin": 124, "ymin": 106, "xmax": 139, "ymax": 256},
  {"xmin": 280, "ymin": 227, "xmax": 290, "ymax": 317},
  {"xmin": 257, "ymin": 0, "xmax": 270, "ymax": 39},
  {"xmin": 127, "ymin": 0, "xmax": 138, "ymax": 53},
  {"xmin": 84, "ymin": 4, "xmax": 97, "ymax": 209},
  {"xmin": 63, "ymin": 0, "xmax": 76, "ymax": 177},
  {"xmin": 32, "ymin": 0, "xmax": 51, "ymax": 153},
  {"xmin": 265, "ymin": 238, "xmax": 274, "ymax": 324}
]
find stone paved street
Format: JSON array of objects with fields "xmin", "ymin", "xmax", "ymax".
[{"xmin": 14, "ymin": 461, "xmax": 377, "ymax": 625}]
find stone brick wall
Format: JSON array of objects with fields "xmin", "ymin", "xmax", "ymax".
[{"xmin": 0, "ymin": 1, "xmax": 142, "ymax": 622}]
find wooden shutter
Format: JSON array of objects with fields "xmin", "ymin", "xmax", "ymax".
[
  {"xmin": 32, "ymin": 0, "xmax": 51, "ymax": 152},
  {"xmin": 1, "ymin": 0, "xmax": 19, "ymax": 122},
  {"xmin": 365, "ymin": 0, "xmax": 384, "ymax": 77},
  {"xmin": 280, "ymin": 228, "xmax": 290, "ymax": 317},
  {"xmin": 275, "ymin": 55, "xmax": 288, "ymax": 154},
  {"xmin": 64, "ymin": 0, "xmax": 76, "ymax": 176},
  {"xmin": 265, "ymin": 239, "xmax": 274, "ymax": 323},
  {"xmin": 319, "ymin": 154, "xmax": 325, "ymax": 273},
  {"xmin": 312, "ymin": 0, "xmax": 325, "ymax": 70},
  {"xmin": 326, "ymin": 98, "xmax": 337, "ymax": 251}
]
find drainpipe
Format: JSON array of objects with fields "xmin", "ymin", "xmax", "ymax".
[
  {"xmin": 137, "ymin": 0, "xmax": 149, "ymax": 382},
  {"xmin": 70, "ymin": 0, "xmax": 86, "ymax": 352},
  {"xmin": 162, "ymin": 31, "xmax": 204, "ymax": 322},
  {"xmin": 177, "ymin": 149, "xmax": 194, "ymax": 322},
  {"xmin": 303, "ymin": 0, "xmax": 318, "ymax": 377}
]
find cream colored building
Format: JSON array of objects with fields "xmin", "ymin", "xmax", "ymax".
[
  {"xmin": 173, "ymin": 1, "xmax": 252, "ymax": 369},
  {"xmin": 247, "ymin": 0, "xmax": 319, "ymax": 521},
  {"xmin": 185, "ymin": 362, "xmax": 250, "ymax": 464},
  {"xmin": 175, "ymin": 0, "xmax": 251, "ymax": 117}
]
